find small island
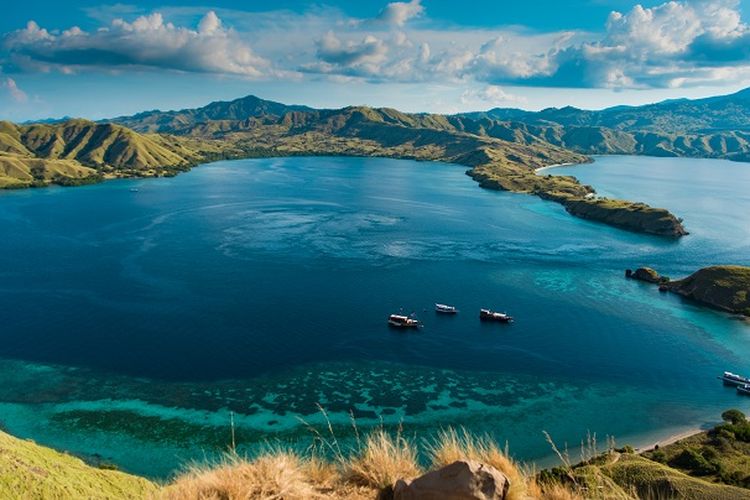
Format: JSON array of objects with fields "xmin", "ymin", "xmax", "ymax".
[{"xmin": 628, "ymin": 265, "xmax": 750, "ymax": 316}]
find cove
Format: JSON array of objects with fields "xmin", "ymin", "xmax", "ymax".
[{"xmin": 0, "ymin": 155, "xmax": 748, "ymax": 478}]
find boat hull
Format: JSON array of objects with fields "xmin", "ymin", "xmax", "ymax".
[{"xmin": 388, "ymin": 321, "xmax": 420, "ymax": 329}]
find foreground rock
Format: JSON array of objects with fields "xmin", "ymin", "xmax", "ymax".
[
  {"xmin": 664, "ymin": 266, "xmax": 750, "ymax": 316},
  {"xmin": 394, "ymin": 460, "xmax": 509, "ymax": 500}
]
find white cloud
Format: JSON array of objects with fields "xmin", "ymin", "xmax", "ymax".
[
  {"xmin": 1, "ymin": 77, "xmax": 27, "ymax": 102},
  {"xmin": 3, "ymin": 12, "xmax": 270, "ymax": 77},
  {"xmin": 376, "ymin": 0, "xmax": 424, "ymax": 27},
  {"xmin": 3, "ymin": 0, "xmax": 750, "ymax": 90},
  {"xmin": 461, "ymin": 85, "xmax": 527, "ymax": 106}
]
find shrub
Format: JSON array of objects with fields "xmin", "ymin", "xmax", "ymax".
[
  {"xmin": 722, "ymin": 409, "xmax": 747, "ymax": 425},
  {"xmin": 669, "ymin": 448, "xmax": 718, "ymax": 476}
]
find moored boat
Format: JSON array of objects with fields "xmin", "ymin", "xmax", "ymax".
[
  {"xmin": 720, "ymin": 371, "xmax": 750, "ymax": 386},
  {"xmin": 388, "ymin": 314, "xmax": 420, "ymax": 329},
  {"xmin": 738, "ymin": 384, "xmax": 750, "ymax": 396},
  {"xmin": 479, "ymin": 308, "xmax": 513, "ymax": 323},
  {"xmin": 435, "ymin": 303, "xmax": 458, "ymax": 314}
]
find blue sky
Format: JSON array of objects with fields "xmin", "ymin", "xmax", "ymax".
[{"xmin": 2, "ymin": 0, "xmax": 750, "ymax": 120}]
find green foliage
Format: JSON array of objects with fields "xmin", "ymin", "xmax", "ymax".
[
  {"xmin": 670, "ymin": 448, "xmax": 720, "ymax": 476},
  {"xmin": 0, "ymin": 430, "xmax": 157, "ymax": 499},
  {"xmin": 723, "ymin": 409, "xmax": 748, "ymax": 425},
  {"xmin": 670, "ymin": 267, "xmax": 750, "ymax": 316}
]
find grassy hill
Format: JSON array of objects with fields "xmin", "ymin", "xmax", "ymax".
[
  {"xmin": 664, "ymin": 266, "xmax": 750, "ymax": 316},
  {"xmin": 455, "ymin": 87, "xmax": 750, "ymax": 160},
  {"xmin": 5, "ymin": 418, "xmax": 750, "ymax": 499},
  {"xmin": 0, "ymin": 119, "xmax": 228, "ymax": 188},
  {"xmin": 0, "ymin": 430, "xmax": 157, "ymax": 499}
]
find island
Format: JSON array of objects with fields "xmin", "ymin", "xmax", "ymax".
[
  {"xmin": 628, "ymin": 265, "xmax": 750, "ymax": 316},
  {"xmin": 664, "ymin": 266, "xmax": 750, "ymax": 316}
]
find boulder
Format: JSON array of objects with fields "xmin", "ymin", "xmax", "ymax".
[{"xmin": 393, "ymin": 460, "xmax": 509, "ymax": 500}]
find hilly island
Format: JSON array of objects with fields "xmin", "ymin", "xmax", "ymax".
[{"xmin": 16, "ymin": 90, "xmax": 750, "ymax": 237}]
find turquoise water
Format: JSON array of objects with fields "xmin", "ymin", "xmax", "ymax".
[{"xmin": 0, "ymin": 155, "xmax": 748, "ymax": 478}]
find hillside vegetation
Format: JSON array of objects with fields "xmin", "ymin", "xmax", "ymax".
[
  {"xmin": 0, "ymin": 119, "xmax": 227, "ymax": 188},
  {"xmin": 643, "ymin": 409, "xmax": 750, "ymax": 489},
  {"xmin": 5, "ymin": 413, "xmax": 750, "ymax": 500},
  {"xmin": 0, "ymin": 430, "xmax": 157, "ymax": 499},
  {"xmin": 665, "ymin": 266, "xmax": 750, "ymax": 316},
  {"xmin": 458, "ymin": 87, "xmax": 750, "ymax": 160}
]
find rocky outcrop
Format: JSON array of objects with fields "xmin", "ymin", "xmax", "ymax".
[
  {"xmin": 664, "ymin": 266, "xmax": 750, "ymax": 316},
  {"xmin": 626, "ymin": 267, "xmax": 669, "ymax": 284},
  {"xmin": 393, "ymin": 460, "xmax": 509, "ymax": 500}
]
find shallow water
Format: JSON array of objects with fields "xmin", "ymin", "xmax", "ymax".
[{"xmin": 0, "ymin": 155, "xmax": 748, "ymax": 478}]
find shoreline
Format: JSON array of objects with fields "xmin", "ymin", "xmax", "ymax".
[
  {"xmin": 534, "ymin": 161, "xmax": 580, "ymax": 173},
  {"xmin": 634, "ymin": 427, "xmax": 706, "ymax": 453}
]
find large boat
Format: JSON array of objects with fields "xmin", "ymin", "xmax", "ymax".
[
  {"xmin": 720, "ymin": 371, "xmax": 750, "ymax": 386},
  {"xmin": 479, "ymin": 308, "xmax": 513, "ymax": 323},
  {"xmin": 388, "ymin": 314, "xmax": 420, "ymax": 329},
  {"xmin": 435, "ymin": 303, "xmax": 458, "ymax": 314},
  {"xmin": 738, "ymin": 384, "xmax": 750, "ymax": 396}
]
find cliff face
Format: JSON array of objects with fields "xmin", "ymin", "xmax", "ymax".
[{"xmin": 666, "ymin": 266, "xmax": 750, "ymax": 316}]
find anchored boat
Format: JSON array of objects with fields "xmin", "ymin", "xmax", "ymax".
[
  {"xmin": 479, "ymin": 308, "xmax": 513, "ymax": 323},
  {"xmin": 388, "ymin": 314, "xmax": 420, "ymax": 329},
  {"xmin": 435, "ymin": 303, "xmax": 458, "ymax": 314},
  {"xmin": 738, "ymin": 384, "xmax": 750, "ymax": 396},
  {"xmin": 720, "ymin": 371, "xmax": 750, "ymax": 386}
]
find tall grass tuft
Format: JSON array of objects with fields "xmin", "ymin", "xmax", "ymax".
[
  {"xmin": 345, "ymin": 427, "xmax": 421, "ymax": 490},
  {"xmin": 425, "ymin": 427, "xmax": 529, "ymax": 500},
  {"xmin": 161, "ymin": 452, "xmax": 318, "ymax": 500}
]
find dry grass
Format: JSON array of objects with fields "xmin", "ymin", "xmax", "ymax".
[
  {"xmin": 345, "ymin": 428, "xmax": 421, "ymax": 489},
  {"xmin": 160, "ymin": 426, "xmax": 636, "ymax": 500},
  {"xmin": 425, "ymin": 427, "xmax": 529, "ymax": 500},
  {"xmin": 160, "ymin": 452, "xmax": 319, "ymax": 500}
]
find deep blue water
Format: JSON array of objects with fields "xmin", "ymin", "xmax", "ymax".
[{"xmin": 0, "ymin": 155, "xmax": 748, "ymax": 478}]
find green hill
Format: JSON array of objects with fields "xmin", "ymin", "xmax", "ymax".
[
  {"xmin": 0, "ymin": 119, "xmax": 229, "ymax": 188},
  {"xmin": 665, "ymin": 266, "xmax": 750, "ymax": 316},
  {"xmin": 0, "ymin": 430, "xmax": 157, "ymax": 499},
  {"xmin": 454, "ymin": 87, "xmax": 750, "ymax": 160}
]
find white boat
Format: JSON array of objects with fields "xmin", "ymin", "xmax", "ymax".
[
  {"xmin": 738, "ymin": 384, "xmax": 750, "ymax": 396},
  {"xmin": 435, "ymin": 303, "xmax": 458, "ymax": 314},
  {"xmin": 480, "ymin": 308, "xmax": 513, "ymax": 323},
  {"xmin": 720, "ymin": 371, "xmax": 750, "ymax": 386},
  {"xmin": 388, "ymin": 314, "xmax": 420, "ymax": 329}
]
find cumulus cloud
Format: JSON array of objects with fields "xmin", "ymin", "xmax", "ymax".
[
  {"xmin": 376, "ymin": 0, "xmax": 424, "ymax": 27},
  {"xmin": 1, "ymin": 77, "xmax": 27, "ymax": 102},
  {"xmin": 467, "ymin": 0, "xmax": 750, "ymax": 88},
  {"xmin": 2, "ymin": 11, "xmax": 270, "ymax": 77},
  {"xmin": 3, "ymin": 0, "xmax": 750, "ymax": 90}
]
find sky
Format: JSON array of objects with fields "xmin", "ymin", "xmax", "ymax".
[{"xmin": 3, "ymin": 0, "xmax": 750, "ymax": 121}]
